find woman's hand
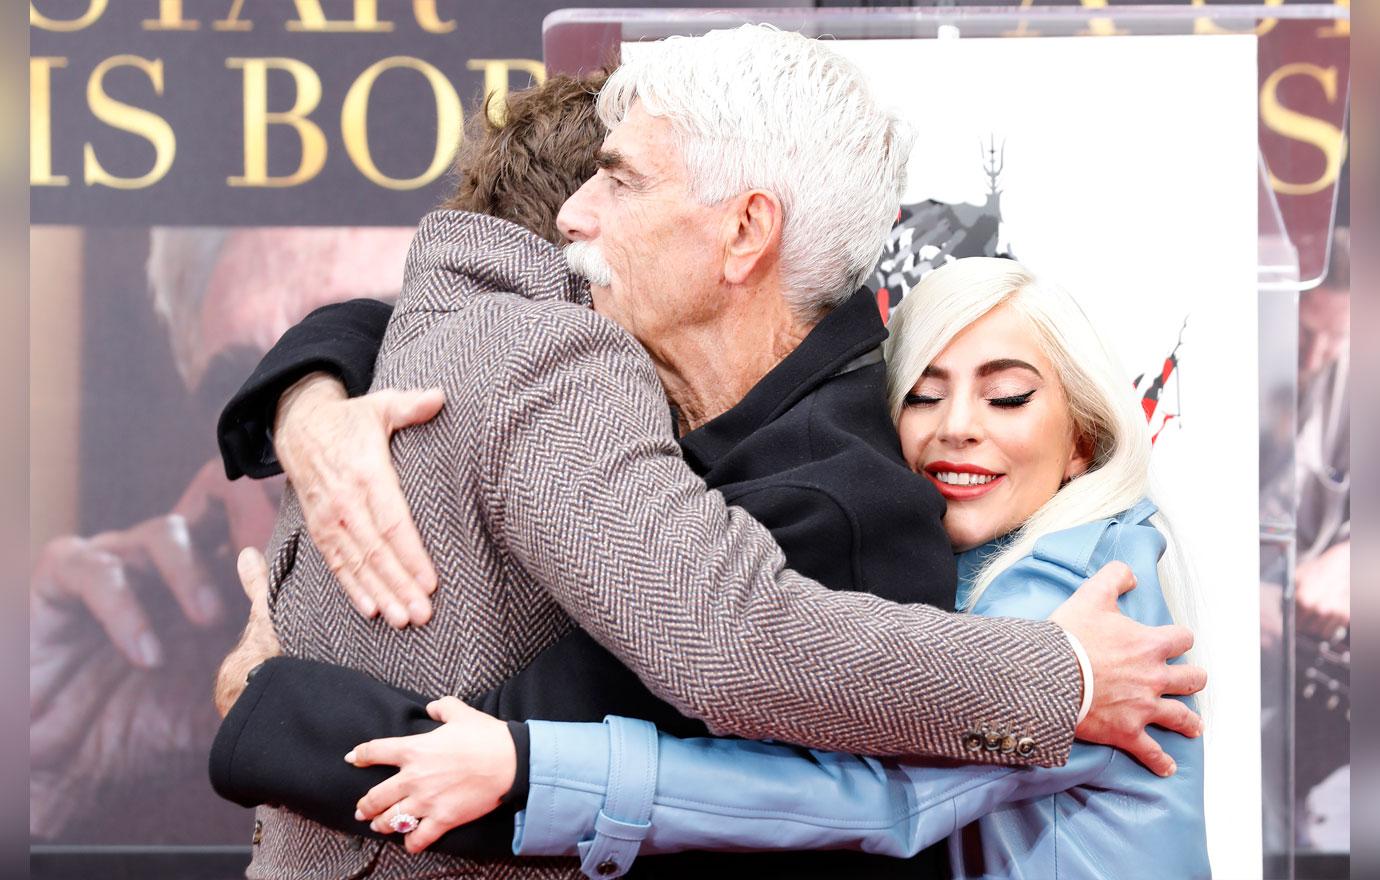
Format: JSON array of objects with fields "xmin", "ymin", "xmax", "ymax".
[
  {"xmin": 347, "ymin": 696, "xmax": 517, "ymax": 853},
  {"xmin": 274, "ymin": 372, "xmax": 445, "ymax": 628}
]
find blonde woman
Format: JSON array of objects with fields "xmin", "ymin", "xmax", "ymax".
[{"xmin": 347, "ymin": 257, "xmax": 1210, "ymax": 879}]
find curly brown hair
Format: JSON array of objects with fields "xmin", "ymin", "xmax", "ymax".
[{"xmin": 442, "ymin": 70, "xmax": 609, "ymax": 245}]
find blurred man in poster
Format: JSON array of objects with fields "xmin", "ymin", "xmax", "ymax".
[
  {"xmin": 29, "ymin": 226, "xmax": 412, "ymax": 842},
  {"xmin": 1260, "ymin": 224, "xmax": 1349, "ymax": 861}
]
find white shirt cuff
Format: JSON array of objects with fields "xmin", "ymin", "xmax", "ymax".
[{"xmin": 1064, "ymin": 630, "xmax": 1095, "ymax": 724}]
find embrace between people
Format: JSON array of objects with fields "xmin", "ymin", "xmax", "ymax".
[{"xmin": 209, "ymin": 25, "xmax": 1211, "ymax": 880}]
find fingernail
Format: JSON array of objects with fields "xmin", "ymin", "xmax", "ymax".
[
  {"xmin": 358, "ymin": 596, "xmax": 377, "ymax": 617},
  {"xmin": 385, "ymin": 605, "xmax": 409, "ymax": 628},
  {"xmin": 136, "ymin": 632, "xmax": 163, "ymax": 668},
  {"xmin": 344, "ymin": 751, "xmax": 356, "ymax": 764},
  {"xmin": 1162, "ymin": 760, "xmax": 1177, "ymax": 777},
  {"xmin": 409, "ymin": 600, "xmax": 430, "ymax": 621},
  {"xmin": 354, "ymin": 809, "xmax": 364, "ymax": 821}
]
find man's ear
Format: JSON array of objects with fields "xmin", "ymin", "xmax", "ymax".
[{"xmin": 722, "ymin": 190, "xmax": 782, "ymax": 285}]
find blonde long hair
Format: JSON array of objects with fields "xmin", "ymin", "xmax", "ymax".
[{"xmin": 883, "ymin": 258, "xmax": 1198, "ymax": 641}]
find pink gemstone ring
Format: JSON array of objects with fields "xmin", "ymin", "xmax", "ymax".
[{"xmin": 388, "ymin": 812, "xmax": 420, "ymax": 835}]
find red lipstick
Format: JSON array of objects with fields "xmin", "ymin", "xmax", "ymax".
[{"xmin": 923, "ymin": 460, "xmax": 1005, "ymax": 501}]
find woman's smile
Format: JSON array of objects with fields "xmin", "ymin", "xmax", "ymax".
[{"xmin": 923, "ymin": 461, "xmax": 1006, "ymax": 501}]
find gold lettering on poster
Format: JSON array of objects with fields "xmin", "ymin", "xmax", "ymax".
[
  {"xmin": 287, "ymin": 0, "xmax": 393, "ymax": 33},
  {"xmin": 414, "ymin": 0, "xmax": 457, "ymax": 34},
  {"xmin": 1317, "ymin": 0, "xmax": 1349, "ymax": 38},
  {"xmin": 142, "ymin": 0, "xmax": 198, "ymax": 30},
  {"xmin": 341, "ymin": 57, "xmax": 462, "ymax": 190},
  {"xmin": 227, "ymin": 58, "xmax": 328, "ymax": 187},
  {"xmin": 212, "ymin": 0, "xmax": 252, "ymax": 32},
  {"xmin": 1192, "ymin": 0, "xmax": 1283, "ymax": 36},
  {"xmin": 29, "ymin": 0, "xmax": 107, "ymax": 32},
  {"xmin": 1077, "ymin": 0, "xmax": 1129, "ymax": 37},
  {"xmin": 83, "ymin": 55, "xmax": 177, "ymax": 189},
  {"xmin": 466, "ymin": 59, "xmax": 546, "ymax": 125},
  {"xmin": 1260, "ymin": 63, "xmax": 1347, "ymax": 197},
  {"xmin": 30, "ymin": 57, "xmax": 69, "ymax": 186}
]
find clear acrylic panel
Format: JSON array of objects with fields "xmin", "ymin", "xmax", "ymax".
[{"xmin": 545, "ymin": 6, "xmax": 1348, "ymax": 878}]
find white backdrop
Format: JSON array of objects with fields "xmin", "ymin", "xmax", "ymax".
[{"xmin": 630, "ymin": 31, "xmax": 1262, "ymax": 879}]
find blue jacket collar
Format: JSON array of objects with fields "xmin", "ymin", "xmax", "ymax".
[{"xmin": 954, "ymin": 499, "xmax": 1159, "ymax": 604}]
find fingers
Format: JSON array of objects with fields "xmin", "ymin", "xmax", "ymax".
[
  {"xmin": 341, "ymin": 529, "xmax": 416, "ymax": 629},
  {"xmin": 303, "ymin": 499, "xmax": 385, "ymax": 622},
  {"xmin": 370, "ymin": 487, "xmax": 438, "ymax": 600},
  {"xmin": 237, "ymin": 548, "xmax": 270, "ymax": 609},
  {"xmin": 1151, "ymin": 697, "xmax": 1203, "ymax": 739},
  {"xmin": 366, "ymin": 800, "xmax": 443, "ymax": 854},
  {"xmin": 362, "ymin": 483, "xmax": 436, "ymax": 623},
  {"xmin": 279, "ymin": 387, "xmax": 441, "ymax": 627},
  {"xmin": 404, "ymin": 816, "xmax": 447, "ymax": 854},
  {"xmin": 1161, "ymin": 662, "xmax": 1207, "ymax": 697},
  {"xmin": 298, "ymin": 461, "xmax": 431, "ymax": 628},
  {"xmin": 122, "ymin": 514, "xmax": 223, "ymax": 627},
  {"xmin": 426, "ymin": 696, "xmax": 466, "ymax": 723},
  {"xmin": 346, "ymin": 737, "xmax": 407, "ymax": 770},
  {"xmin": 1086, "ymin": 561, "xmax": 1137, "ymax": 600},
  {"xmin": 356, "ymin": 776, "xmax": 409, "ymax": 822},
  {"xmin": 36, "ymin": 540, "xmax": 162, "ymax": 669},
  {"xmin": 381, "ymin": 388, "xmax": 445, "ymax": 432},
  {"xmin": 363, "ymin": 799, "xmax": 449, "ymax": 854},
  {"xmin": 79, "ymin": 558, "xmax": 162, "ymax": 667},
  {"xmin": 1123, "ymin": 731, "xmax": 1177, "ymax": 777},
  {"xmin": 1153, "ymin": 624, "xmax": 1195, "ymax": 661}
]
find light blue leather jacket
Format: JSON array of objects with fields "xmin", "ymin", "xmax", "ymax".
[{"xmin": 509, "ymin": 500, "xmax": 1209, "ymax": 879}]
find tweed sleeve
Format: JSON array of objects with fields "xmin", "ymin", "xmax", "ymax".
[{"xmin": 483, "ymin": 305, "xmax": 1081, "ymax": 767}]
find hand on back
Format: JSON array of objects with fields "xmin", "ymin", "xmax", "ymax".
[
  {"xmin": 1050, "ymin": 562, "xmax": 1206, "ymax": 777},
  {"xmin": 274, "ymin": 373, "xmax": 444, "ymax": 628}
]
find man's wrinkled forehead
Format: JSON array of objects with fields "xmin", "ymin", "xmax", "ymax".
[{"xmin": 600, "ymin": 101, "xmax": 684, "ymax": 185}]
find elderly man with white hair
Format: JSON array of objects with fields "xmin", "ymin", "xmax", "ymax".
[{"xmin": 209, "ymin": 25, "xmax": 1203, "ymax": 880}]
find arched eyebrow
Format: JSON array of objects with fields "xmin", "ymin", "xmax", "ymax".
[
  {"xmin": 921, "ymin": 359, "xmax": 1042, "ymax": 380},
  {"xmin": 978, "ymin": 358, "xmax": 1042, "ymax": 378}
]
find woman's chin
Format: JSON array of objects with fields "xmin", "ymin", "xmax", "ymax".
[{"xmin": 944, "ymin": 519, "xmax": 1005, "ymax": 553}]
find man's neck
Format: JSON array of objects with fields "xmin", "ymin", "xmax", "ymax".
[{"xmin": 652, "ymin": 291, "xmax": 817, "ymax": 435}]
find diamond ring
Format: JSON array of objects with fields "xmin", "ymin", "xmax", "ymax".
[{"xmin": 388, "ymin": 812, "xmax": 420, "ymax": 834}]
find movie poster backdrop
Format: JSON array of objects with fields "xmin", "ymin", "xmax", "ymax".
[{"xmin": 29, "ymin": 2, "xmax": 1348, "ymax": 876}]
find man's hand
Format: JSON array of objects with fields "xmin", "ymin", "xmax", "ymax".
[
  {"xmin": 1050, "ymin": 562, "xmax": 1206, "ymax": 777},
  {"xmin": 32, "ymin": 514, "xmax": 224, "ymax": 672},
  {"xmin": 29, "ymin": 473, "xmax": 257, "ymax": 838},
  {"xmin": 274, "ymin": 372, "xmax": 444, "ymax": 628},
  {"xmin": 349, "ymin": 696, "xmax": 515, "ymax": 854},
  {"xmin": 214, "ymin": 549, "xmax": 281, "ymax": 717},
  {"xmin": 1296, "ymin": 540, "xmax": 1349, "ymax": 639}
]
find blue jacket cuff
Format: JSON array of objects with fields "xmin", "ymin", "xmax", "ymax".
[{"xmin": 514, "ymin": 720, "xmax": 613, "ymax": 857}]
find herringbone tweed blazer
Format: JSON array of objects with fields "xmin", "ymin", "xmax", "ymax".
[{"xmin": 248, "ymin": 211, "xmax": 1080, "ymax": 879}]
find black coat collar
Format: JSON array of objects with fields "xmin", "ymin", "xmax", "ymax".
[{"xmin": 679, "ymin": 288, "xmax": 887, "ymax": 471}]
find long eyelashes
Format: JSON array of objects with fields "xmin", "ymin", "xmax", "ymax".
[
  {"xmin": 904, "ymin": 390, "xmax": 1037, "ymax": 409},
  {"xmin": 989, "ymin": 390, "xmax": 1036, "ymax": 408},
  {"xmin": 904, "ymin": 393, "xmax": 941, "ymax": 407}
]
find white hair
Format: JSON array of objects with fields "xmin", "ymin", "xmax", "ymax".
[
  {"xmin": 599, "ymin": 24, "xmax": 911, "ymax": 318},
  {"xmin": 147, "ymin": 227, "xmax": 230, "ymax": 387},
  {"xmin": 883, "ymin": 258, "xmax": 1201, "ymax": 664}
]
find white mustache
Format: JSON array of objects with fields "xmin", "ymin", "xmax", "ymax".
[{"xmin": 564, "ymin": 241, "xmax": 613, "ymax": 287}]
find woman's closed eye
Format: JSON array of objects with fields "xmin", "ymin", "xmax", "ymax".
[
  {"xmin": 988, "ymin": 389, "xmax": 1036, "ymax": 408},
  {"xmin": 905, "ymin": 390, "xmax": 1037, "ymax": 408}
]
